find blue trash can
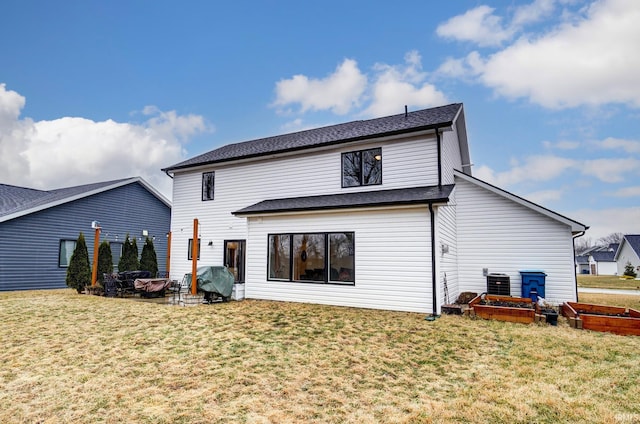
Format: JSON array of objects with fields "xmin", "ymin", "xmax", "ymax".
[{"xmin": 520, "ymin": 270, "xmax": 546, "ymax": 301}]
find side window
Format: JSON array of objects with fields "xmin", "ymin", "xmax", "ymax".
[
  {"xmin": 342, "ymin": 148, "xmax": 381, "ymax": 187},
  {"xmin": 188, "ymin": 238, "xmax": 201, "ymax": 260},
  {"xmin": 59, "ymin": 239, "xmax": 77, "ymax": 267},
  {"xmin": 202, "ymin": 172, "xmax": 215, "ymax": 201}
]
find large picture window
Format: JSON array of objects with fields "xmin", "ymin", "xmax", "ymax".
[
  {"xmin": 202, "ymin": 171, "xmax": 215, "ymax": 201},
  {"xmin": 58, "ymin": 239, "xmax": 76, "ymax": 267},
  {"xmin": 267, "ymin": 232, "xmax": 355, "ymax": 284},
  {"xmin": 342, "ymin": 148, "xmax": 382, "ymax": 188}
]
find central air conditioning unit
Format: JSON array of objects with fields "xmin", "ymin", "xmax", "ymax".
[{"xmin": 487, "ymin": 273, "xmax": 510, "ymax": 296}]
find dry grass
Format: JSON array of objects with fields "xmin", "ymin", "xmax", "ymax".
[
  {"xmin": 1, "ymin": 290, "xmax": 640, "ymax": 423},
  {"xmin": 579, "ymin": 292, "xmax": 640, "ymax": 310},
  {"xmin": 577, "ymin": 275, "xmax": 640, "ymax": 290}
]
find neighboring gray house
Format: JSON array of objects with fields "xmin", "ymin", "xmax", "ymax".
[
  {"xmin": 0, "ymin": 177, "xmax": 171, "ymax": 291},
  {"xmin": 615, "ymin": 235, "xmax": 640, "ymax": 276},
  {"xmin": 162, "ymin": 103, "xmax": 588, "ymax": 313}
]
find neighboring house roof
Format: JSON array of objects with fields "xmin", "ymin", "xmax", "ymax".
[
  {"xmin": 575, "ymin": 255, "xmax": 589, "ymax": 264},
  {"xmin": 590, "ymin": 251, "xmax": 616, "ymax": 262},
  {"xmin": 233, "ymin": 184, "xmax": 455, "ymax": 216},
  {"xmin": 453, "ymin": 170, "xmax": 588, "ymax": 234},
  {"xmin": 164, "ymin": 103, "xmax": 465, "ymax": 173},
  {"xmin": 615, "ymin": 235, "xmax": 640, "ymax": 261},
  {"xmin": 0, "ymin": 177, "xmax": 171, "ymax": 223}
]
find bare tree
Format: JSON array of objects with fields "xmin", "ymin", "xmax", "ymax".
[
  {"xmin": 597, "ymin": 232, "xmax": 624, "ymax": 246},
  {"xmin": 574, "ymin": 236, "xmax": 593, "ymax": 255}
]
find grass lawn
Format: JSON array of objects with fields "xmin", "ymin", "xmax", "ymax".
[
  {"xmin": 1, "ymin": 290, "xmax": 639, "ymax": 423},
  {"xmin": 579, "ymin": 292, "xmax": 640, "ymax": 310},
  {"xmin": 577, "ymin": 274, "xmax": 640, "ymax": 290}
]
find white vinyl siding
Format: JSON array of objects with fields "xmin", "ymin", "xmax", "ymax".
[
  {"xmin": 455, "ymin": 176, "xmax": 577, "ymax": 304},
  {"xmin": 244, "ymin": 207, "xmax": 433, "ymax": 313},
  {"xmin": 169, "ymin": 135, "xmax": 441, "ymax": 282},
  {"xmin": 436, "ymin": 196, "xmax": 458, "ymax": 306},
  {"xmin": 616, "ymin": 241, "xmax": 640, "ymax": 276}
]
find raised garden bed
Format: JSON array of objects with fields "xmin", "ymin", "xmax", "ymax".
[
  {"xmin": 562, "ymin": 302, "xmax": 640, "ymax": 336},
  {"xmin": 470, "ymin": 294, "xmax": 540, "ymax": 324}
]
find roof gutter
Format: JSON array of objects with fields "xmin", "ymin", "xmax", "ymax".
[
  {"xmin": 428, "ymin": 202, "xmax": 439, "ymax": 318},
  {"xmin": 572, "ymin": 230, "xmax": 586, "ymax": 303},
  {"xmin": 436, "ymin": 127, "xmax": 442, "ymax": 189}
]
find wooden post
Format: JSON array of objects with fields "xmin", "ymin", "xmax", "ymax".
[
  {"xmin": 191, "ymin": 219, "xmax": 198, "ymax": 295},
  {"xmin": 166, "ymin": 231, "xmax": 172, "ymax": 275},
  {"xmin": 91, "ymin": 227, "xmax": 101, "ymax": 287}
]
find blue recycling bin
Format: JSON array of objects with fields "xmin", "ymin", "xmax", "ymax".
[{"xmin": 520, "ymin": 271, "xmax": 546, "ymax": 301}]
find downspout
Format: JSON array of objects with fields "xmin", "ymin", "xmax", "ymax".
[
  {"xmin": 572, "ymin": 231, "xmax": 586, "ymax": 302},
  {"xmin": 427, "ymin": 202, "xmax": 439, "ymax": 319},
  {"xmin": 436, "ymin": 127, "xmax": 442, "ymax": 189}
]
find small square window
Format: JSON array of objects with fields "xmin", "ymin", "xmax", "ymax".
[
  {"xmin": 202, "ymin": 172, "xmax": 215, "ymax": 201},
  {"xmin": 342, "ymin": 148, "xmax": 381, "ymax": 187}
]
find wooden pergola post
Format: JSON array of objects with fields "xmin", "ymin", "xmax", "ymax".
[
  {"xmin": 191, "ymin": 219, "xmax": 198, "ymax": 295},
  {"xmin": 91, "ymin": 226, "xmax": 101, "ymax": 287},
  {"xmin": 166, "ymin": 231, "xmax": 172, "ymax": 275}
]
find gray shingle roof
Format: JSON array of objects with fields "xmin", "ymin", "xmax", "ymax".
[
  {"xmin": 233, "ymin": 184, "xmax": 455, "ymax": 216},
  {"xmin": 1, "ymin": 177, "xmax": 170, "ymax": 222},
  {"xmin": 623, "ymin": 235, "xmax": 640, "ymax": 258},
  {"xmin": 164, "ymin": 103, "xmax": 463, "ymax": 172},
  {"xmin": 590, "ymin": 251, "xmax": 615, "ymax": 262}
]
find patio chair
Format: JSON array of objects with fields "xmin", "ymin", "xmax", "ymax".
[{"xmin": 103, "ymin": 273, "xmax": 120, "ymax": 297}]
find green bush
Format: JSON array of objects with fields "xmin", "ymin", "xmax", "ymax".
[
  {"xmin": 139, "ymin": 237, "xmax": 159, "ymax": 277},
  {"xmin": 118, "ymin": 234, "xmax": 140, "ymax": 272},
  {"xmin": 66, "ymin": 233, "xmax": 91, "ymax": 293},
  {"xmin": 623, "ymin": 262, "xmax": 637, "ymax": 278},
  {"xmin": 97, "ymin": 241, "xmax": 113, "ymax": 283}
]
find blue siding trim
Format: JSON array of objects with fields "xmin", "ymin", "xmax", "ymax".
[{"xmin": 0, "ymin": 182, "xmax": 170, "ymax": 291}]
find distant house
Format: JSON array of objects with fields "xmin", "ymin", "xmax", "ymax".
[
  {"xmin": 576, "ymin": 255, "xmax": 590, "ymax": 274},
  {"xmin": 162, "ymin": 103, "xmax": 588, "ymax": 313},
  {"xmin": 588, "ymin": 250, "xmax": 617, "ymax": 275},
  {"xmin": 0, "ymin": 177, "xmax": 171, "ymax": 291},
  {"xmin": 615, "ymin": 235, "xmax": 640, "ymax": 276}
]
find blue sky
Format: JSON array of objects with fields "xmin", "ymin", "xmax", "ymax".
[{"xmin": 1, "ymin": 0, "xmax": 639, "ymax": 241}]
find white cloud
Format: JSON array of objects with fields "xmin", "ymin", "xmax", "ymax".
[
  {"xmin": 478, "ymin": 0, "xmax": 640, "ymax": 108},
  {"xmin": 597, "ymin": 137, "xmax": 640, "ymax": 154},
  {"xmin": 608, "ymin": 186, "xmax": 640, "ymax": 197},
  {"xmin": 364, "ymin": 51, "xmax": 448, "ymax": 117},
  {"xmin": 524, "ymin": 188, "xmax": 565, "ymax": 205},
  {"xmin": 436, "ymin": 5, "xmax": 513, "ymax": 47},
  {"xmin": 568, "ymin": 206, "xmax": 640, "ymax": 240},
  {"xmin": 273, "ymin": 52, "xmax": 448, "ymax": 119},
  {"xmin": 474, "ymin": 155, "xmax": 575, "ymax": 187},
  {"xmin": 511, "ymin": 0, "xmax": 558, "ymax": 27},
  {"xmin": 542, "ymin": 140, "xmax": 581, "ymax": 150},
  {"xmin": 272, "ymin": 59, "xmax": 367, "ymax": 115},
  {"xmin": 580, "ymin": 158, "xmax": 640, "ymax": 183},
  {"xmin": 0, "ymin": 84, "xmax": 208, "ymax": 197}
]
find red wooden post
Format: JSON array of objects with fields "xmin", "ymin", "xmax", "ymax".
[{"xmin": 91, "ymin": 227, "xmax": 101, "ymax": 287}]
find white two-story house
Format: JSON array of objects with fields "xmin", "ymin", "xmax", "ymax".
[{"xmin": 162, "ymin": 103, "xmax": 588, "ymax": 314}]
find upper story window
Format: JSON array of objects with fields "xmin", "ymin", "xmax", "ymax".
[
  {"xmin": 341, "ymin": 148, "xmax": 382, "ymax": 188},
  {"xmin": 202, "ymin": 172, "xmax": 215, "ymax": 201}
]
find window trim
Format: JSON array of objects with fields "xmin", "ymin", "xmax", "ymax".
[
  {"xmin": 341, "ymin": 147, "xmax": 382, "ymax": 188},
  {"xmin": 267, "ymin": 232, "xmax": 355, "ymax": 286},
  {"xmin": 188, "ymin": 238, "xmax": 201, "ymax": 260},
  {"xmin": 58, "ymin": 239, "xmax": 77, "ymax": 268},
  {"xmin": 202, "ymin": 171, "xmax": 215, "ymax": 201}
]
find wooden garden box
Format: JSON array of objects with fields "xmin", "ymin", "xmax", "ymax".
[
  {"xmin": 562, "ymin": 302, "xmax": 640, "ymax": 336},
  {"xmin": 470, "ymin": 294, "xmax": 539, "ymax": 324}
]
